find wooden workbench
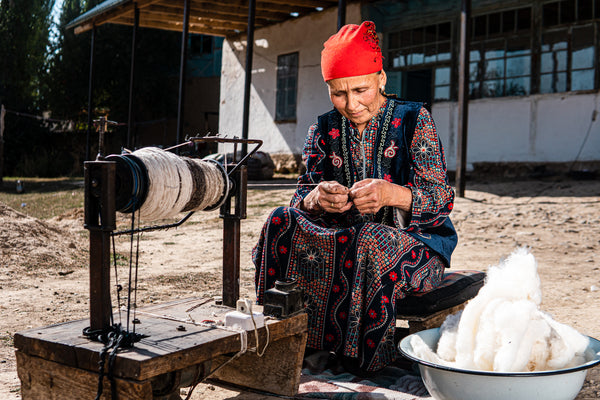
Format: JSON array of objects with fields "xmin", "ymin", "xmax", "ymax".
[{"xmin": 14, "ymin": 297, "xmax": 308, "ymax": 399}]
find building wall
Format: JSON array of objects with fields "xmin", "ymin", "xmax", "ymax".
[
  {"xmin": 219, "ymin": 1, "xmax": 600, "ymax": 173},
  {"xmin": 433, "ymin": 92, "xmax": 600, "ymax": 169},
  {"xmin": 219, "ymin": 5, "xmax": 362, "ymax": 170}
]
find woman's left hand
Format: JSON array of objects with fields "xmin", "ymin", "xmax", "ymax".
[{"xmin": 349, "ymin": 179, "xmax": 412, "ymax": 215}]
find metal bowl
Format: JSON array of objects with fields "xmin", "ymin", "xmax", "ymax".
[{"xmin": 399, "ymin": 328, "xmax": 600, "ymax": 400}]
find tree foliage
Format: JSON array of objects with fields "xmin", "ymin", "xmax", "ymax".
[
  {"xmin": 0, "ymin": 0, "xmax": 55, "ymax": 179},
  {"xmin": 0, "ymin": 0, "xmax": 54, "ymax": 111},
  {"xmin": 44, "ymin": 0, "xmax": 182, "ymax": 128},
  {"xmin": 1, "ymin": 0, "xmax": 183, "ymax": 177}
]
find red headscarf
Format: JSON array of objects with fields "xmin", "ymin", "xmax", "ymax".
[{"xmin": 321, "ymin": 21, "xmax": 382, "ymax": 82}]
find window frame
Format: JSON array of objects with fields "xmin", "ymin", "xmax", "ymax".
[
  {"xmin": 468, "ymin": 6, "xmax": 534, "ymax": 99},
  {"xmin": 385, "ymin": 21, "xmax": 454, "ymax": 102},
  {"xmin": 275, "ymin": 52, "xmax": 299, "ymax": 123}
]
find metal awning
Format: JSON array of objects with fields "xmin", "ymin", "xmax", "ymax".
[{"xmin": 66, "ymin": 0, "xmax": 340, "ymax": 36}]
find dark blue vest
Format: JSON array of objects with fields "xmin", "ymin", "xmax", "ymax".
[{"xmin": 316, "ymin": 98, "xmax": 458, "ymax": 266}]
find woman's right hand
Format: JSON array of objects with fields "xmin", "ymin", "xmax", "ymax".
[{"xmin": 302, "ymin": 181, "xmax": 353, "ymax": 214}]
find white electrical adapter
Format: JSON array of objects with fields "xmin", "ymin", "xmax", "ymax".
[{"xmin": 224, "ymin": 299, "xmax": 264, "ymax": 330}]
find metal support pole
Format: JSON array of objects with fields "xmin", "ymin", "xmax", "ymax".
[
  {"xmin": 456, "ymin": 0, "xmax": 471, "ymax": 197},
  {"xmin": 337, "ymin": 0, "xmax": 347, "ymax": 30},
  {"xmin": 176, "ymin": 0, "xmax": 191, "ymax": 149},
  {"xmin": 127, "ymin": 5, "xmax": 139, "ymax": 150},
  {"xmin": 241, "ymin": 0, "xmax": 256, "ymax": 158},
  {"xmin": 86, "ymin": 25, "xmax": 96, "ymax": 161}
]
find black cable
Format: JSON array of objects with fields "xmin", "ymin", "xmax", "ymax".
[
  {"xmin": 125, "ymin": 205, "xmax": 136, "ymax": 333},
  {"xmin": 568, "ymin": 109, "xmax": 597, "ymax": 173},
  {"xmin": 111, "ymin": 234, "xmax": 122, "ymax": 326},
  {"xmin": 132, "ymin": 207, "xmax": 142, "ymax": 334}
]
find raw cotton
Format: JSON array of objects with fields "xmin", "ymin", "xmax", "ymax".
[{"xmin": 411, "ymin": 247, "xmax": 591, "ymax": 372}]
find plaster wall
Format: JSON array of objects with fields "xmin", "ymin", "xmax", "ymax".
[
  {"xmin": 218, "ymin": 5, "xmax": 362, "ymax": 157},
  {"xmin": 433, "ymin": 92, "xmax": 600, "ymax": 169},
  {"xmin": 219, "ymin": 2, "xmax": 599, "ymax": 171}
]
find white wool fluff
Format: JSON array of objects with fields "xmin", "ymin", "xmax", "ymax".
[{"xmin": 412, "ymin": 247, "xmax": 590, "ymax": 372}]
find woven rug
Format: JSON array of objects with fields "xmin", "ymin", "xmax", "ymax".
[{"xmin": 296, "ymin": 351, "xmax": 432, "ymax": 400}]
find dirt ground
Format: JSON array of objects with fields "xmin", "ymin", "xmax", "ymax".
[{"xmin": 1, "ymin": 177, "xmax": 599, "ymax": 399}]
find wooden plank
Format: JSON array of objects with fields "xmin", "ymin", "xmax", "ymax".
[
  {"xmin": 109, "ymin": 17, "xmax": 233, "ymax": 36},
  {"xmin": 16, "ymin": 351, "xmax": 152, "ymax": 400},
  {"xmin": 146, "ymin": 4, "xmax": 276, "ymax": 27},
  {"xmin": 210, "ymin": 329, "xmax": 308, "ymax": 396},
  {"xmin": 156, "ymin": 1, "xmax": 289, "ymax": 22},
  {"xmin": 263, "ymin": 0, "xmax": 337, "ymax": 9},
  {"xmin": 15, "ymin": 299, "xmax": 308, "ymax": 382}
]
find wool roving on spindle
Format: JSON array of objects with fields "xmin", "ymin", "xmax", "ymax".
[{"xmin": 108, "ymin": 147, "xmax": 228, "ymax": 221}]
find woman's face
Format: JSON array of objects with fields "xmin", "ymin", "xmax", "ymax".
[{"xmin": 327, "ymin": 71, "xmax": 387, "ymax": 134}]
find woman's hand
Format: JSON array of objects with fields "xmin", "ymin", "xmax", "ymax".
[
  {"xmin": 301, "ymin": 181, "xmax": 353, "ymax": 214},
  {"xmin": 349, "ymin": 179, "xmax": 412, "ymax": 215}
]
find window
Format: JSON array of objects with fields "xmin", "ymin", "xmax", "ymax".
[
  {"xmin": 387, "ymin": 22, "xmax": 452, "ymax": 102},
  {"xmin": 190, "ymin": 35, "xmax": 213, "ymax": 56},
  {"xmin": 469, "ymin": 7, "xmax": 532, "ymax": 98},
  {"xmin": 275, "ymin": 52, "xmax": 298, "ymax": 122},
  {"xmin": 541, "ymin": 1, "xmax": 596, "ymax": 93},
  {"xmin": 383, "ymin": 1, "xmax": 599, "ymax": 101}
]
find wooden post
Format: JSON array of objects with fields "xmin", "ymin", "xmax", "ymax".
[
  {"xmin": 84, "ymin": 161, "xmax": 116, "ymax": 332},
  {"xmin": 337, "ymin": 0, "xmax": 346, "ymax": 30},
  {"xmin": 241, "ymin": 0, "xmax": 256, "ymax": 158},
  {"xmin": 176, "ymin": 0, "xmax": 190, "ymax": 150},
  {"xmin": 455, "ymin": 0, "xmax": 471, "ymax": 197},
  {"xmin": 221, "ymin": 165, "xmax": 246, "ymax": 307},
  {"xmin": 127, "ymin": 5, "xmax": 139, "ymax": 150},
  {"xmin": 86, "ymin": 26, "xmax": 96, "ymax": 162},
  {"xmin": 0, "ymin": 104, "xmax": 5, "ymax": 188}
]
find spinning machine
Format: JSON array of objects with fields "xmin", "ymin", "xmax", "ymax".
[{"xmin": 14, "ymin": 123, "xmax": 308, "ymax": 399}]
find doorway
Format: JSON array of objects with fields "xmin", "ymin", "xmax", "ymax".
[{"xmin": 402, "ymin": 69, "xmax": 432, "ymax": 111}]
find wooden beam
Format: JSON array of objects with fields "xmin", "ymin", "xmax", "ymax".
[
  {"xmin": 73, "ymin": 0, "xmax": 163, "ymax": 34},
  {"xmin": 262, "ymin": 0, "xmax": 337, "ymax": 9},
  {"xmin": 141, "ymin": 6, "xmax": 252, "ymax": 30},
  {"xmin": 455, "ymin": 0, "xmax": 471, "ymax": 197},
  {"xmin": 110, "ymin": 17, "xmax": 233, "ymax": 36},
  {"xmin": 72, "ymin": 0, "xmax": 336, "ymax": 35},
  {"xmin": 149, "ymin": 3, "xmax": 284, "ymax": 25},
  {"xmin": 123, "ymin": 13, "xmax": 250, "ymax": 32}
]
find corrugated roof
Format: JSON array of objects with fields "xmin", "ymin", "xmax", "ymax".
[{"xmin": 66, "ymin": 0, "xmax": 341, "ymax": 37}]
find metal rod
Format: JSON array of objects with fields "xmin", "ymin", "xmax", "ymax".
[
  {"xmin": 86, "ymin": 25, "xmax": 96, "ymax": 162},
  {"xmin": 112, "ymin": 211, "xmax": 195, "ymax": 236},
  {"xmin": 456, "ymin": 0, "xmax": 471, "ymax": 197},
  {"xmin": 241, "ymin": 0, "xmax": 256, "ymax": 158},
  {"xmin": 247, "ymin": 183, "xmax": 317, "ymax": 188},
  {"xmin": 127, "ymin": 4, "xmax": 139, "ymax": 150},
  {"xmin": 337, "ymin": 0, "xmax": 346, "ymax": 30},
  {"xmin": 185, "ymin": 136, "xmax": 263, "ymax": 176},
  {"xmin": 176, "ymin": 0, "xmax": 191, "ymax": 151}
]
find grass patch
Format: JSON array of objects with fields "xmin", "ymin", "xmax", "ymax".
[{"xmin": 0, "ymin": 177, "xmax": 84, "ymax": 219}]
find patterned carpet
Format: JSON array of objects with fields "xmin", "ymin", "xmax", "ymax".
[{"xmin": 296, "ymin": 350, "xmax": 432, "ymax": 400}]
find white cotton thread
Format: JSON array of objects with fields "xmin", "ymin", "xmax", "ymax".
[{"xmin": 129, "ymin": 147, "xmax": 227, "ymax": 221}]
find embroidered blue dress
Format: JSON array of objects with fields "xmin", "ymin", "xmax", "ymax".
[{"xmin": 253, "ymin": 98, "xmax": 458, "ymax": 371}]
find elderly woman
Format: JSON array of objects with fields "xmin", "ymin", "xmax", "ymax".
[{"xmin": 253, "ymin": 21, "xmax": 457, "ymax": 373}]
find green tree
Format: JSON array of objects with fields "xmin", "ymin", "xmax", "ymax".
[
  {"xmin": 0, "ymin": 0, "xmax": 54, "ymax": 110},
  {"xmin": 0, "ymin": 0, "xmax": 55, "ymax": 181},
  {"xmin": 44, "ymin": 0, "xmax": 181, "ymax": 140}
]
